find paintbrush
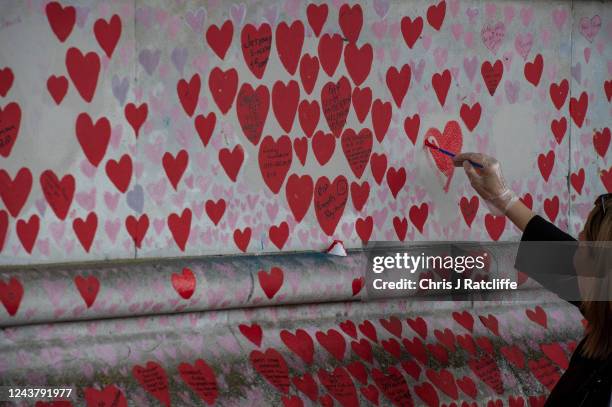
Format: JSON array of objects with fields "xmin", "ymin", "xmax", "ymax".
[{"xmin": 423, "ymin": 139, "xmax": 484, "ymax": 169}]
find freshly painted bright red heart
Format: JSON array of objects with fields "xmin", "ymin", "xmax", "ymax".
[
  {"xmin": 172, "ymin": 268, "xmax": 196, "ymax": 299},
  {"xmin": 424, "ymin": 120, "xmax": 463, "ymax": 192}
]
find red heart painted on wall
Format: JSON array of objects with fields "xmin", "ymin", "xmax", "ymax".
[
  {"xmin": 286, "ymin": 174, "xmax": 313, "ymax": 222},
  {"xmin": 281, "ymin": 328, "xmax": 314, "ymax": 364},
  {"xmin": 0, "ymin": 167, "xmax": 32, "ymax": 218},
  {"xmin": 321, "ymin": 76, "xmax": 351, "ymax": 137},
  {"xmin": 233, "ymin": 227, "xmax": 251, "ymax": 252},
  {"xmin": 569, "ymin": 91, "xmax": 588, "ymax": 128},
  {"xmin": 76, "ymin": 112, "xmax": 111, "ymax": 167},
  {"xmin": 74, "ymin": 274, "xmax": 100, "ymax": 308},
  {"xmin": 45, "ymin": 1, "xmax": 75, "ymax": 42},
  {"xmin": 241, "ymin": 23, "xmax": 272, "ymax": 79},
  {"xmin": 219, "ymin": 145, "xmax": 244, "ymax": 182},
  {"xmin": 132, "ymin": 361, "xmax": 171, "ymax": 406},
  {"xmin": 258, "ymin": 267, "xmax": 284, "ymax": 299},
  {"xmin": 292, "ymin": 373, "xmax": 318, "ymax": 402},
  {"xmin": 424, "ymin": 120, "xmax": 462, "ymax": 192},
  {"xmin": 0, "ymin": 102, "xmax": 21, "ymax": 158},
  {"xmin": 239, "ymin": 323, "xmax": 263, "ymax": 347},
  {"xmin": 276, "ymin": 21, "xmax": 304, "ymax": 76},
  {"xmin": 162, "ymin": 150, "xmax": 189, "ymax": 190},
  {"xmin": 125, "ymin": 214, "xmax": 149, "ymax": 249},
  {"xmin": 0, "ymin": 276, "xmax": 23, "ymax": 316},
  {"xmin": 272, "ymin": 80, "xmax": 300, "ymax": 133},
  {"xmin": 351, "ymin": 87, "xmax": 372, "ymax": 123},
  {"xmin": 401, "ymin": 16, "xmax": 423, "ymax": 49},
  {"xmin": 372, "ymin": 366, "xmax": 414, "ymax": 407},
  {"xmin": 524, "ymin": 53, "xmax": 543, "ymax": 87},
  {"xmin": 299, "ymin": 54, "xmax": 319, "ymax": 95},
  {"xmin": 94, "ymin": 15, "xmax": 122, "ymax": 58},
  {"xmin": 236, "ymin": 83, "xmax": 269, "ymax": 146},
  {"xmin": 460, "ymin": 102, "xmax": 481, "ymax": 132},
  {"xmin": 481, "ymin": 59, "xmax": 503, "ymax": 96},
  {"xmin": 432, "ymin": 69, "xmax": 451, "ymax": 106},
  {"xmin": 178, "ymin": 73, "xmax": 201, "ymax": 117},
  {"xmin": 318, "ymin": 366, "xmax": 359, "ymax": 407},
  {"xmin": 269, "ymin": 222, "xmax": 289, "ymax": 250},
  {"xmin": 314, "ymin": 175, "xmax": 348, "ymax": 236},
  {"xmin": 250, "ymin": 349, "xmax": 290, "ymax": 393},
  {"xmin": 209, "ymin": 68, "xmax": 238, "ymax": 115},
  {"xmin": 105, "ymin": 154, "xmax": 132, "ymax": 193},
  {"xmin": 66, "ymin": 47, "xmax": 100, "ymax": 103},
  {"xmin": 205, "ymin": 199, "xmax": 226, "ymax": 226},
  {"xmin": 195, "ymin": 112, "xmax": 216, "ymax": 147},
  {"xmin": 298, "ymin": 100, "xmax": 320, "ymax": 138},
  {"xmin": 206, "ymin": 20, "xmax": 233, "ymax": 60},
  {"xmin": 0, "ymin": 210, "xmax": 7, "ymax": 252},
  {"xmin": 47, "ymin": 75, "xmax": 68, "ymax": 105},
  {"xmin": 341, "ymin": 128, "xmax": 372, "ymax": 179},
  {"xmin": 0, "ymin": 68, "xmax": 13, "ymax": 97},
  {"xmin": 168, "ymin": 208, "xmax": 192, "ymax": 251},
  {"xmin": 306, "ymin": 4, "xmax": 328, "ymax": 37},
  {"xmin": 386, "ymin": 64, "xmax": 411, "ymax": 108},
  {"xmin": 427, "ymin": 1, "xmax": 446, "ymax": 30},
  {"xmin": 372, "ymin": 99, "xmax": 392, "ymax": 142},
  {"xmin": 593, "ymin": 127, "xmax": 610, "ymax": 158},
  {"xmin": 344, "ymin": 42, "xmax": 372, "ymax": 86},
  {"xmin": 73, "ymin": 212, "xmax": 98, "ymax": 253},
  {"xmin": 386, "ymin": 167, "xmax": 406, "ymax": 199},
  {"xmin": 338, "ymin": 4, "xmax": 363, "ymax": 43},
  {"xmin": 316, "ymin": 329, "xmax": 346, "ymax": 361},
  {"xmin": 549, "ymin": 79, "xmax": 569, "ymax": 110},
  {"xmin": 40, "ymin": 170, "xmax": 75, "ymax": 220},
  {"xmin": 259, "ymin": 135, "xmax": 293, "ymax": 194},
  {"xmin": 172, "ymin": 268, "xmax": 196, "ymax": 299},
  {"xmin": 124, "ymin": 102, "xmax": 148, "ymax": 138},
  {"xmin": 84, "ymin": 385, "xmax": 127, "ymax": 407},
  {"xmin": 350, "ymin": 181, "xmax": 369, "ymax": 212},
  {"xmin": 318, "ymin": 34, "xmax": 343, "ymax": 77},
  {"xmin": 459, "ymin": 196, "xmax": 479, "ymax": 227}
]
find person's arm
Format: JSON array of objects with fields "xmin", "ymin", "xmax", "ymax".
[
  {"xmin": 453, "ymin": 152, "xmax": 581, "ymax": 305},
  {"xmin": 505, "ymin": 199, "xmax": 535, "ymax": 232}
]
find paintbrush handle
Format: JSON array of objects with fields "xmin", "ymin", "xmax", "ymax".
[{"xmin": 424, "ymin": 141, "xmax": 484, "ymax": 169}]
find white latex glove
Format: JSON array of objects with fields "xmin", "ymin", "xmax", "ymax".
[{"xmin": 453, "ymin": 152, "xmax": 519, "ymax": 216}]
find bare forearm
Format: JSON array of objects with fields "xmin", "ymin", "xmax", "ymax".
[{"xmin": 505, "ymin": 199, "xmax": 535, "ymax": 232}]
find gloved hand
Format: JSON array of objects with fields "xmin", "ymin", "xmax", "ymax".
[{"xmin": 453, "ymin": 152, "xmax": 519, "ymax": 216}]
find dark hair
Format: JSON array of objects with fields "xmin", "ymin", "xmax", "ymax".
[{"xmin": 580, "ymin": 198, "xmax": 612, "ymax": 359}]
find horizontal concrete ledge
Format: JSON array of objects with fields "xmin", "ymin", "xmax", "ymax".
[{"xmin": 0, "ymin": 247, "xmax": 548, "ymax": 327}]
